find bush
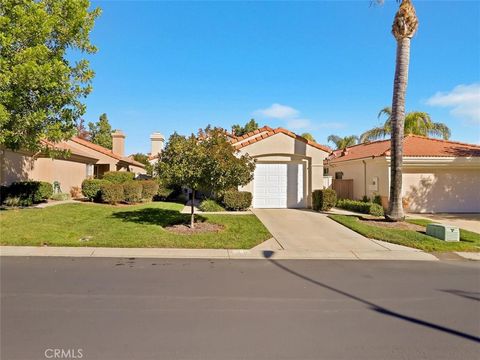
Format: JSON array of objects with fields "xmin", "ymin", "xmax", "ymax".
[
  {"xmin": 361, "ymin": 195, "xmax": 370, "ymax": 203},
  {"xmin": 3, "ymin": 196, "xmax": 33, "ymax": 207},
  {"xmin": 103, "ymin": 171, "xmax": 135, "ymax": 184},
  {"xmin": 373, "ymin": 195, "xmax": 383, "ymax": 206},
  {"xmin": 8, "ymin": 181, "xmax": 53, "ymax": 204},
  {"xmin": 140, "ymin": 180, "xmax": 159, "ymax": 200},
  {"xmin": 0, "ymin": 185, "xmax": 10, "ymax": 204},
  {"xmin": 100, "ymin": 183, "xmax": 124, "ymax": 204},
  {"xmin": 70, "ymin": 186, "xmax": 82, "ymax": 199},
  {"xmin": 123, "ymin": 181, "xmax": 142, "ymax": 203},
  {"xmin": 336, "ymin": 199, "xmax": 384, "ymax": 217},
  {"xmin": 222, "ymin": 190, "xmax": 252, "ymax": 211},
  {"xmin": 82, "ymin": 179, "xmax": 110, "ymax": 201},
  {"xmin": 50, "ymin": 193, "xmax": 70, "ymax": 201},
  {"xmin": 312, "ymin": 188, "xmax": 337, "ymax": 211},
  {"xmin": 199, "ymin": 199, "xmax": 225, "ymax": 212}
]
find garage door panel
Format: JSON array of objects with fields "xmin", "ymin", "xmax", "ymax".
[{"xmin": 253, "ymin": 163, "xmax": 305, "ymax": 209}]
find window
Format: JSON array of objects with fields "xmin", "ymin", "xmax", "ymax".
[
  {"xmin": 323, "ymin": 167, "xmax": 329, "ymax": 176},
  {"xmin": 335, "ymin": 171, "xmax": 343, "ymax": 180},
  {"xmin": 86, "ymin": 164, "xmax": 94, "ymax": 178}
]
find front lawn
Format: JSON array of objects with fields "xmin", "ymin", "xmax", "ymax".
[
  {"xmin": 0, "ymin": 202, "xmax": 271, "ymax": 249},
  {"xmin": 329, "ymin": 214, "xmax": 480, "ymax": 252}
]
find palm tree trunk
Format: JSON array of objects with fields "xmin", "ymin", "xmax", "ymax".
[
  {"xmin": 387, "ymin": 37, "xmax": 410, "ymax": 222},
  {"xmin": 190, "ymin": 189, "xmax": 196, "ymax": 228}
]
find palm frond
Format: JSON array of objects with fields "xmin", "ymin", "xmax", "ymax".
[
  {"xmin": 428, "ymin": 122, "xmax": 451, "ymax": 140},
  {"xmin": 377, "ymin": 106, "xmax": 392, "ymax": 120},
  {"xmin": 360, "ymin": 127, "xmax": 389, "ymax": 143},
  {"xmin": 327, "ymin": 135, "xmax": 342, "ymax": 147}
]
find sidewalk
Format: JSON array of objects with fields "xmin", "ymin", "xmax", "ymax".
[{"xmin": 0, "ymin": 245, "xmax": 439, "ymax": 261}]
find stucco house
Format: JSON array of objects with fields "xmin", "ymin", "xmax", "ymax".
[
  {"xmin": 324, "ymin": 135, "xmax": 480, "ymax": 213},
  {"xmin": 232, "ymin": 126, "xmax": 331, "ymax": 208},
  {"xmin": 0, "ymin": 130, "xmax": 147, "ymax": 194}
]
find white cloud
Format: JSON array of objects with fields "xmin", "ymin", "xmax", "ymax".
[
  {"xmin": 255, "ymin": 103, "xmax": 299, "ymax": 119},
  {"xmin": 426, "ymin": 83, "xmax": 480, "ymax": 124}
]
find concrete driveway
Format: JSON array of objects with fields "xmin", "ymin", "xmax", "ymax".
[{"xmin": 252, "ymin": 209, "xmax": 414, "ymax": 252}]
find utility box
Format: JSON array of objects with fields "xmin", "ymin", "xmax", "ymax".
[{"xmin": 426, "ymin": 223, "xmax": 460, "ymax": 242}]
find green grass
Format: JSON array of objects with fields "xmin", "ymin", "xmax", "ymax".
[
  {"xmin": 0, "ymin": 202, "xmax": 271, "ymax": 249},
  {"xmin": 329, "ymin": 214, "xmax": 480, "ymax": 252}
]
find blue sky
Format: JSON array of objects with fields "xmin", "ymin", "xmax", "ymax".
[{"xmin": 84, "ymin": 0, "xmax": 480, "ymax": 154}]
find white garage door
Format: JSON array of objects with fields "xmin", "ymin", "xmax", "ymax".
[{"xmin": 253, "ymin": 163, "xmax": 306, "ymax": 208}]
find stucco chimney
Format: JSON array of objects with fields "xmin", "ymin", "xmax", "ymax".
[
  {"xmin": 111, "ymin": 130, "xmax": 125, "ymax": 156},
  {"xmin": 150, "ymin": 132, "xmax": 165, "ymax": 156}
]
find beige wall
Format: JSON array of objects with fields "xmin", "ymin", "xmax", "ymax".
[
  {"xmin": 238, "ymin": 133, "xmax": 329, "ymax": 207},
  {"xmin": 402, "ymin": 168, "xmax": 480, "ymax": 213},
  {"xmin": 0, "ymin": 149, "xmax": 89, "ymax": 192},
  {"xmin": 327, "ymin": 157, "xmax": 389, "ymax": 203}
]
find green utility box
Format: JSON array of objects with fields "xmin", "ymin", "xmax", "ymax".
[{"xmin": 426, "ymin": 223, "xmax": 460, "ymax": 242}]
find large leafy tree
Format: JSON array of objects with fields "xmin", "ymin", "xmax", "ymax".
[
  {"xmin": 0, "ymin": 0, "xmax": 100, "ymax": 152},
  {"xmin": 232, "ymin": 119, "xmax": 259, "ymax": 137},
  {"xmin": 158, "ymin": 128, "xmax": 255, "ymax": 228},
  {"xmin": 88, "ymin": 113, "xmax": 112, "ymax": 149},
  {"xmin": 375, "ymin": 0, "xmax": 418, "ymax": 221},
  {"xmin": 360, "ymin": 107, "xmax": 451, "ymax": 142},
  {"xmin": 327, "ymin": 135, "xmax": 359, "ymax": 150},
  {"xmin": 131, "ymin": 153, "xmax": 153, "ymax": 176}
]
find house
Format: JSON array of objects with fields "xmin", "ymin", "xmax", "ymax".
[
  {"xmin": 0, "ymin": 130, "xmax": 147, "ymax": 194},
  {"xmin": 232, "ymin": 126, "xmax": 331, "ymax": 209},
  {"xmin": 324, "ymin": 135, "xmax": 480, "ymax": 213}
]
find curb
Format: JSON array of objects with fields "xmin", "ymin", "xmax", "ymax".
[{"xmin": 0, "ymin": 246, "xmax": 438, "ymax": 261}]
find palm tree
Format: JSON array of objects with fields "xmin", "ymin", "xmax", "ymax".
[
  {"xmin": 301, "ymin": 133, "xmax": 316, "ymax": 142},
  {"xmin": 360, "ymin": 107, "xmax": 451, "ymax": 142},
  {"xmin": 381, "ymin": 0, "xmax": 419, "ymax": 222},
  {"xmin": 327, "ymin": 135, "xmax": 359, "ymax": 150}
]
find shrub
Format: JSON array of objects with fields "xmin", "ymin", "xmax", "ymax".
[
  {"xmin": 103, "ymin": 171, "xmax": 135, "ymax": 184},
  {"xmin": 100, "ymin": 183, "xmax": 124, "ymax": 204},
  {"xmin": 8, "ymin": 181, "xmax": 53, "ymax": 204},
  {"xmin": 123, "ymin": 181, "xmax": 142, "ymax": 203},
  {"xmin": 70, "ymin": 186, "xmax": 82, "ymax": 199},
  {"xmin": 361, "ymin": 195, "xmax": 370, "ymax": 203},
  {"xmin": 140, "ymin": 180, "xmax": 159, "ymax": 200},
  {"xmin": 82, "ymin": 179, "xmax": 110, "ymax": 201},
  {"xmin": 312, "ymin": 188, "xmax": 337, "ymax": 211},
  {"xmin": 373, "ymin": 195, "xmax": 383, "ymax": 206},
  {"xmin": 199, "ymin": 199, "xmax": 225, "ymax": 212},
  {"xmin": 336, "ymin": 199, "xmax": 384, "ymax": 217},
  {"xmin": 222, "ymin": 190, "xmax": 252, "ymax": 211},
  {"xmin": 3, "ymin": 196, "xmax": 33, "ymax": 207},
  {"xmin": 0, "ymin": 185, "xmax": 10, "ymax": 204},
  {"xmin": 50, "ymin": 193, "xmax": 71, "ymax": 201}
]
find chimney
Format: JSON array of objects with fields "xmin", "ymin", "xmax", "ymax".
[
  {"xmin": 150, "ymin": 132, "xmax": 165, "ymax": 156},
  {"xmin": 111, "ymin": 130, "xmax": 125, "ymax": 156}
]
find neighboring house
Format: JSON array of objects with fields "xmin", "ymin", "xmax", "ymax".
[
  {"xmin": 324, "ymin": 135, "xmax": 480, "ymax": 213},
  {"xmin": 0, "ymin": 130, "xmax": 146, "ymax": 194},
  {"xmin": 147, "ymin": 132, "xmax": 165, "ymax": 165},
  {"xmin": 232, "ymin": 126, "xmax": 331, "ymax": 209}
]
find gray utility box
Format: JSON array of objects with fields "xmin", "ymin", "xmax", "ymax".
[{"xmin": 426, "ymin": 223, "xmax": 460, "ymax": 242}]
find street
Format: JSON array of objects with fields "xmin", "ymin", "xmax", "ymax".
[{"xmin": 1, "ymin": 257, "xmax": 479, "ymax": 360}]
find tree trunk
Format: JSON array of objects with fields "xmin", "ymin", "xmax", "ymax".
[
  {"xmin": 387, "ymin": 37, "xmax": 410, "ymax": 222},
  {"xmin": 190, "ymin": 189, "xmax": 195, "ymax": 228}
]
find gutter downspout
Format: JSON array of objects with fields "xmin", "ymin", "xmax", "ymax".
[{"xmin": 362, "ymin": 160, "xmax": 367, "ymax": 198}]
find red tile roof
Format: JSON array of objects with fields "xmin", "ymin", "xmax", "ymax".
[
  {"xmin": 232, "ymin": 126, "xmax": 331, "ymax": 153},
  {"xmin": 40, "ymin": 140, "xmax": 98, "ymax": 161},
  {"xmin": 327, "ymin": 135, "xmax": 480, "ymax": 163},
  {"xmin": 70, "ymin": 137, "xmax": 145, "ymax": 168}
]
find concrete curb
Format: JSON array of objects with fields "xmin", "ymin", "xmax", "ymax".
[
  {"xmin": 454, "ymin": 252, "xmax": 480, "ymax": 261},
  {"xmin": 0, "ymin": 246, "xmax": 438, "ymax": 261}
]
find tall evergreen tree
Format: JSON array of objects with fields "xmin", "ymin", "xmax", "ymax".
[{"xmin": 88, "ymin": 113, "xmax": 112, "ymax": 149}]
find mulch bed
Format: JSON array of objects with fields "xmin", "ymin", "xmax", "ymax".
[
  {"xmin": 358, "ymin": 217, "xmax": 425, "ymax": 232},
  {"xmin": 166, "ymin": 222, "xmax": 224, "ymax": 234}
]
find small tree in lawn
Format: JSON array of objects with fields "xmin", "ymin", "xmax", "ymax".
[{"xmin": 158, "ymin": 128, "xmax": 255, "ymax": 228}]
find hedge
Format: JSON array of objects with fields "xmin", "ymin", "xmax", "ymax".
[
  {"xmin": 103, "ymin": 171, "xmax": 135, "ymax": 184},
  {"xmin": 140, "ymin": 180, "xmax": 159, "ymax": 200},
  {"xmin": 123, "ymin": 181, "xmax": 142, "ymax": 203},
  {"xmin": 82, "ymin": 179, "xmax": 110, "ymax": 201},
  {"xmin": 222, "ymin": 190, "xmax": 252, "ymax": 211},
  {"xmin": 199, "ymin": 199, "xmax": 225, "ymax": 212},
  {"xmin": 7, "ymin": 181, "xmax": 53, "ymax": 204},
  {"xmin": 100, "ymin": 183, "xmax": 124, "ymax": 204},
  {"xmin": 312, "ymin": 188, "xmax": 337, "ymax": 211},
  {"xmin": 336, "ymin": 199, "xmax": 384, "ymax": 217}
]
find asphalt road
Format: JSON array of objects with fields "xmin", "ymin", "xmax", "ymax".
[{"xmin": 1, "ymin": 257, "xmax": 479, "ymax": 360}]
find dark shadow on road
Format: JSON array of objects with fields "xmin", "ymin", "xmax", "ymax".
[
  {"xmin": 111, "ymin": 208, "xmax": 207, "ymax": 227},
  {"xmin": 262, "ymin": 250, "xmax": 480, "ymax": 344},
  {"xmin": 440, "ymin": 289, "xmax": 480, "ymax": 302}
]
